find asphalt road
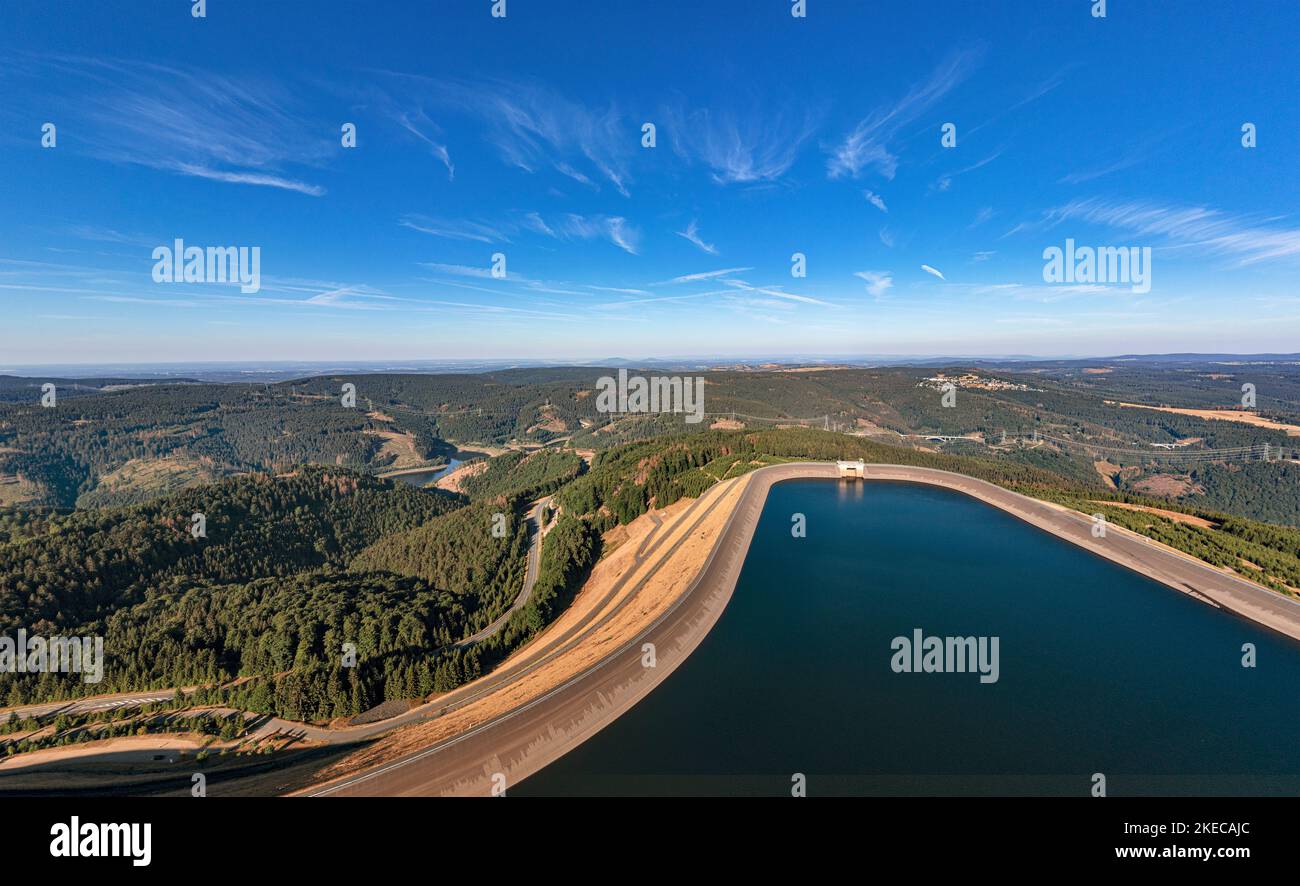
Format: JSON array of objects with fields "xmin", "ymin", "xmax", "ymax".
[{"xmin": 456, "ymin": 495, "xmax": 554, "ymax": 647}]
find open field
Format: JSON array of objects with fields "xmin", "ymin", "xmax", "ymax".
[
  {"xmin": 1108, "ymin": 401, "xmax": 1300, "ymax": 436},
  {"xmin": 1091, "ymin": 500, "xmax": 1218, "ymax": 529}
]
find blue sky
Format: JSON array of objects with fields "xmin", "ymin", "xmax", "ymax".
[{"xmin": 2, "ymin": 0, "xmax": 1299, "ymax": 365}]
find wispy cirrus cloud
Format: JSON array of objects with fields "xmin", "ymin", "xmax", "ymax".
[
  {"xmin": 378, "ymin": 73, "xmax": 632, "ymax": 195},
  {"xmin": 1045, "ymin": 198, "xmax": 1300, "ymax": 265},
  {"xmin": 665, "ymin": 102, "xmax": 821, "ymax": 185},
  {"xmin": 64, "ymin": 225, "xmax": 157, "ymax": 247},
  {"xmin": 965, "ymin": 66, "xmax": 1074, "ymax": 140},
  {"xmin": 393, "ymin": 109, "xmax": 455, "ymax": 181},
  {"xmin": 6, "ymin": 54, "xmax": 331, "ymax": 195},
  {"xmin": 172, "ymin": 165, "xmax": 325, "ymax": 196},
  {"xmin": 932, "ymin": 149, "xmax": 1003, "ymax": 192},
  {"xmin": 723, "ymin": 279, "xmax": 832, "ymax": 306},
  {"xmin": 554, "ymin": 214, "xmax": 642, "ymax": 254},
  {"xmin": 418, "ymin": 263, "xmax": 504, "ymax": 279},
  {"xmin": 827, "ymin": 47, "xmax": 983, "ymax": 180},
  {"xmin": 400, "ymin": 216, "xmax": 508, "ymax": 243},
  {"xmin": 656, "ymin": 267, "xmax": 753, "ymax": 285},
  {"xmin": 864, "ymin": 190, "xmax": 889, "ymax": 213},
  {"xmin": 585, "ymin": 285, "xmax": 652, "ymax": 296},
  {"xmin": 301, "ymin": 286, "xmax": 406, "ymax": 310},
  {"xmin": 403, "ymin": 212, "xmax": 640, "ymax": 254},
  {"xmin": 855, "ymin": 271, "xmax": 894, "ymax": 298},
  {"xmin": 675, "ymin": 220, "xmax": 718, "ymax": 254},
  {"xmin": 1057, "ymin": 136, "xmax": 1162, "ymax": 185}
]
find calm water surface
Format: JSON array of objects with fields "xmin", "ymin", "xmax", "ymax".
[
  {"xmin": 390, "ymin": 459, "xmax": 459, "ymax": 488},
  {"xmin": 518, "ymin": 479, "xmax": 1300, "ymax": 796},
  {"xmin": 390, "ymin": 448, "xmax": 490, "ymax": 488}
]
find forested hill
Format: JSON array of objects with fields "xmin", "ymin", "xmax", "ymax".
[
  {"xmin": 458, "ymin": 449, "xmax": 583, "ymax": 500},
  {"xmin": 351, "ymin": 500, "xmax": 529, "ymax": 632},
  {"xmin": 0, "ymin": 375, "xmax": 200, "ymax": 402},
  {"xmin": 0, "ymin": 463, "xmax": 575, "ymax": 716},
  {"xmin": 2, "ymin": 427, "xmax": 1297, "ymax": 722},
  {"xmin": 4, "ymin": 364, "xmax": 1298, "ymax": 525},
  {"xmin": 0, "ymin": 467, "xmax": 459, "ymax": 633}
]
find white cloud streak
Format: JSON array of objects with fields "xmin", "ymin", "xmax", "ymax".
[
  {"xmin": 666, "ymin": 103, "xmax": 820, "ymax": 185},
  {"xmin": 827, "ymin": 48, "xmax": 983, "ymax": 180},
  {"xmin": 657, "ymin": 267, "xmax": 753, "ymax": 285},
  {"xmin": 675, "ymin": 220, "xmax": 718, "ymax": 254},
  {"xmin": 1045, "ymin": 198, "xmax": 1300, "ymax": 266},
  {"xmin": 855, "ymin": 271, "xmax": 894, "ymax": 298},
  {"xmin": 10, "ymin": 55, "xmax": 331, "ymax": 195}
]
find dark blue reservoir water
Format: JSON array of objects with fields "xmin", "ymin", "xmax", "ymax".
[{"xmin": 517, "ymin": 479, "xmax": 1300, "ymax": 796}]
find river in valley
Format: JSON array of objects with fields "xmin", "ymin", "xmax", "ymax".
[{"xmin": 517, "ymin": 478, "xmax": 1300, "ymax": 796}]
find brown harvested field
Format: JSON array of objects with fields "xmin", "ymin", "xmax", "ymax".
[
  {"xmin": 528, "ymin": 417, "xmax": 567, "ymax": 433},
  {"xmin": 447, "ymin": 441, "xmax": 511, "ymax": 457},
  {"xmin": 366, "ymin": 428, "xmax": 423, "ymax": 467},
  {"xmin": 90, "ymin": 454, "xmax": 220, "ymax": 496},
  {"xmin": 1091, "ymin": 500, "xmax": 1218, "ymax": 530},
  {"xmin": 855, "ymin": 417, "xmax": 892, "ymax": 434},
  {"xmin": 1129, "ymin": 473, "xmax": 1201, "ymax": 498},
  {"xmin": 1093, "ymin": 460, "xmax": 1120, "ymax": 489},
  {"xmin": 1107, "ymin": 401, "xmax": 1300, "ymax": 435},
  {"xmin": 0, "ymin": 476, "xmax": 40, "ymax": 505},
  {"xmin": 709, "ymin": 418, "xmax": 744, "ymax": 430},
  {"xmin": 526, "ymin": 405, "xmax": 567, "ymax": 434}
]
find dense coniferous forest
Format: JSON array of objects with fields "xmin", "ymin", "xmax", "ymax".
[
  {"xmin": 0, "ymin": 467, "xmax": 458, "ymax": 632},
  {"xmin": 1188, "ymin": 462, "xmax": 1300, "ymax": 527},
  {"xmin": 0, "ymin": 472, "xmax": 551, "ymax": 716},
  {"xmin": 3, "ymin": 365, "xmax": 1297, "ymax": 522},
  {"xmin": 2, "ymin": 365, "xmax": 1298, "ymax": 727},
  {"xmin": 350, "ymin": 500, "xmax": 529, "ymax": 630},
  {"xmin": 458, "ymin": 450, "xmax": 583, "ymax": 500}
]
